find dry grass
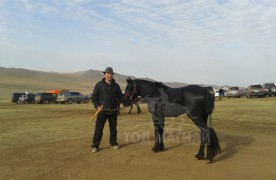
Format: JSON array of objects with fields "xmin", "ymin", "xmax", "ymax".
[
  {"xmin": 1, "ymin": 97, "xmax": 276, "ymax": 179},
  {"xmin": 4, "ymin": 68, "xmax": 276, "ymax": 179}
]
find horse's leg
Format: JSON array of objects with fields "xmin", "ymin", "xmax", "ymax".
[
  {"xmin": 151, "ymin": 115, "xmax": 164, "ymax": 152},
  {"xmin": 188, "ymin": 114, "xmax": 214, "ymax": 162},
  {"xmin": 128, "ymin": 104, "xmax": 133, "ymax": 114},
  {"xmin": 194, "ymin": 131, "xmax": 207, "ymax": 160},
  {"xmin": 136, "ymin": 102, "xmax": 141, "ymax": 114},
  {"xmin": 194, "ymin": 112, "xmax": 208, "ymax": 160},
  {"xmin": 159, "ymin": 117, "xmax": 165, "ymax": 151}
]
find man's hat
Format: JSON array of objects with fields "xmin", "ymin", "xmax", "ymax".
[{"xmin": 103, "ymin": 67, "xmax": 114, "ymax": 74}]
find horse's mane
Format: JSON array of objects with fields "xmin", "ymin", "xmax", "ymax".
[{"xmin": 135, "ymin": 79, "xmax": 170, "ymax": 90}]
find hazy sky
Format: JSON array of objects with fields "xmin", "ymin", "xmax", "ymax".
[{"xmin": 1, "ymin": 0, "xmax": 276, "ymax": 86}]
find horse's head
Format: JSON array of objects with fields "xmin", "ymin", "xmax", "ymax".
[{"xmin": 122, "ymin": 77, "xmax": 138, "ymax": 107}]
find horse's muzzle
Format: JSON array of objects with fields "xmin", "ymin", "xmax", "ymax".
[{"xmin": 122, "ymin": 95, "xmax": 131, "ymax": 107}]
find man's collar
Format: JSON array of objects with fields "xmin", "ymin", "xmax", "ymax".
[{"xmin": 102, "ymin": 78, "xmax": 115, "ymax": 84}]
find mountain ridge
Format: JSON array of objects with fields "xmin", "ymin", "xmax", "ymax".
[{"xmin": 0, "ymin": 66, "xmax": 224, "ymax": 97}]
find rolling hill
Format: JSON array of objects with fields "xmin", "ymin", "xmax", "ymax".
[
  {"xmin": 0, "ymin": 66, "xmax": 220, "ymax": 100},
  {"xmin": 0, "ymin": 66, "xmax": 155, "ymax": 99}
]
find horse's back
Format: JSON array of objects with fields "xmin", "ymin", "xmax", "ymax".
[
  {"xmin": 166, "ymin": 85, "xmax": 212, "ymax": 116},
  {"xmin": 183, "ymin": 85, "xmax": 214, "ymax": 115},
  {"xmin": 166, "ymin": 85, "xmax": 206, "ymax": 103}
]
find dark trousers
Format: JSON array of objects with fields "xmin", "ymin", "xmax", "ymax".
[{"xmin": 92, "ymin": 112, "xmax": 118, "ymax": 148}]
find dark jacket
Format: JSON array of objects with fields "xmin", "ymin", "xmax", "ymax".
[{"xmin": 92, "ymin": 78, "xmax": 122, "ymax": 112}]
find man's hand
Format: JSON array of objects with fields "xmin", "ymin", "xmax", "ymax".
[
  {"xmin": 97, "ymin": 106, "xmax": 103, "ymax": 111},
  {"xmin": 91, "ymin": 105, "xmax": 104, "ymax": 122}
]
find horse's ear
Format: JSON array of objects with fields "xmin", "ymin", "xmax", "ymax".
[{"xmin": 126, "ymin": 77, "xmax": 132, "ymax": 82}]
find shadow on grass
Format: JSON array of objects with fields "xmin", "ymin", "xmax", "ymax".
[
  {"xmin": 214, "ymin": 132, "xmax": 255, "ymax": 162},
  {"xmin": 119, "ymin": 131, "xmax": 255, "ymax": 161}
]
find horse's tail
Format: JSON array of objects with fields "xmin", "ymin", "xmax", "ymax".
[
  {"xmin": 205, "ymin": 89, "xmax": 215, "ymax": 115},
  {"xmin": 210, "ymin": 127, "xmax": 221, "ymax": 156}
]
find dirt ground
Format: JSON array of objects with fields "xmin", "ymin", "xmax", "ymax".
[{"xmin": 1, "ymin": 98, "xmax": 276, "ymax": 180}]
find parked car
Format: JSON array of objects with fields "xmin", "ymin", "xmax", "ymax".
[
  {"xmin": 57, "ymin": 91, "xmax": 89, "ymax": 104},
  {"xmin": 263, "ymin": 83, "xmax": 276, "ymax": 97},
  {"xmin": 204, "ymin": 86, "xmax": 215, "ymax": 99},
  {"xmin": 88, "ymin": 93, "xmax": 93, "ymax": 101},
  {"xmin": 35, "ymin": 93, "xmax": 57, "ymax": 104},
  {"xmin": 214, "ymin": 89, "xmax": 219, "ymax": 98},
  {"xmin": 226, "ymin": 87, "xmax": 244, "ymax": 98},
  {"xmin": 18, "ymin": 93, "xmax": 36, "ymax": 103},
  {"xmin": 246, "ymin": 85, "xmax": 265, "ymax": 98},
  {"xmin": 11, "ymin": 93, "xmax": 27, "ymax": 103}
]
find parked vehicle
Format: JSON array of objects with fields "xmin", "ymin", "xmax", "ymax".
[
  {"xmin": 246, "ymin": 85, "xmax": 265, "ymax": 98},
  {"xmin": 226, "ymin": 87, "xmax": 244, "ymax": 98},
  {"xmin": 88, "ymin": 93, "xmax": 93, "ymax": 101},
  {"xmin": 18, "ymin": 93, "xmax": 36, "ymax": 103},
  {"xmin": 214, "ymin": 89, "xmax": 219, "ymax": 98},
  {"xmin": 263, "ymin": 83, "xmax": 276, "ymax": 97},
  {"xmin": 47, "ymin": 89, "xmax": 69, "ymax": 95},
  {"xmin": 35, "ymin": 93, "xmax": 57, "ymax": 104},
  {"xmin": 11, "ymin": 93, "xmax": 26, "ymax": 103},
  {"xmin": 57, "ymin": 91, "xmax": 89, "ymax": 104}
]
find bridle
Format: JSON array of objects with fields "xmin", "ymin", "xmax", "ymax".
[
  {"xmin": 105, "ymin": 80, "xmax": 137, "ymax": 112},
  {"xmin": 124, "ymin": 79, "xmax": 137, "ymax": 103}
]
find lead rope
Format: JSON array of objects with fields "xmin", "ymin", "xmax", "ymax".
[
  {"xmin": 208, "ymin": 114, "xmax": 213, "ymax": 128},
  {"xmin": 119, "ymin": 105, "xmax": 130, "ymax": 111}
]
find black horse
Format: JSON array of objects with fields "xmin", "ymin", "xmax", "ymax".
[
  {"xmin": 118, "ymin": 96, "xmax": 141, "ymax": 114},
  {"xmin": 122, "ymin": 78, "xmax": 221, "ymax": 162},
  {"xmin": 127, "ymin": 96, "xmax": 142, "ymax": 114}
]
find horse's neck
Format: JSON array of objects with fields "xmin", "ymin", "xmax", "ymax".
[{"xmin": 136, "ymin": 80, "xmax": 168, "ymax": 98}]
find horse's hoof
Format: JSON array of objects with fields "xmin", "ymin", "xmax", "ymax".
[
  {"xmin": 206, "ymin": 151, "xmax": 215, "ymax": 162},
  {"xmin": 152, "ymin": 147, "xmax": 159, "ymax": 153},
  {"xmin": 206, "ymin": 156, "xmax": 213, "ymax": 162},
  {"xmin": 159, "ymin": 144, "xmax": 164, "ymax": 151},
  {"xmin": 195, "ymin": 153, "xmax": 205, "ymax": 160}
]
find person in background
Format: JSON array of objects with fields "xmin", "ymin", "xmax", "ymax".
[{"xmin": 219, "ymin": 87, "xmax": 224, "ymax": 100}]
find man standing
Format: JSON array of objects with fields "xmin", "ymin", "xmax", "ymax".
[{"xmin": 91, "ymin": 67, "xmax": 123, "ymax": 153}]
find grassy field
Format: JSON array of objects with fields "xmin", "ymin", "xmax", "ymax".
[{"xmin": 1, "ymin": 96, "xmax": 276, "ymax": 179}]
